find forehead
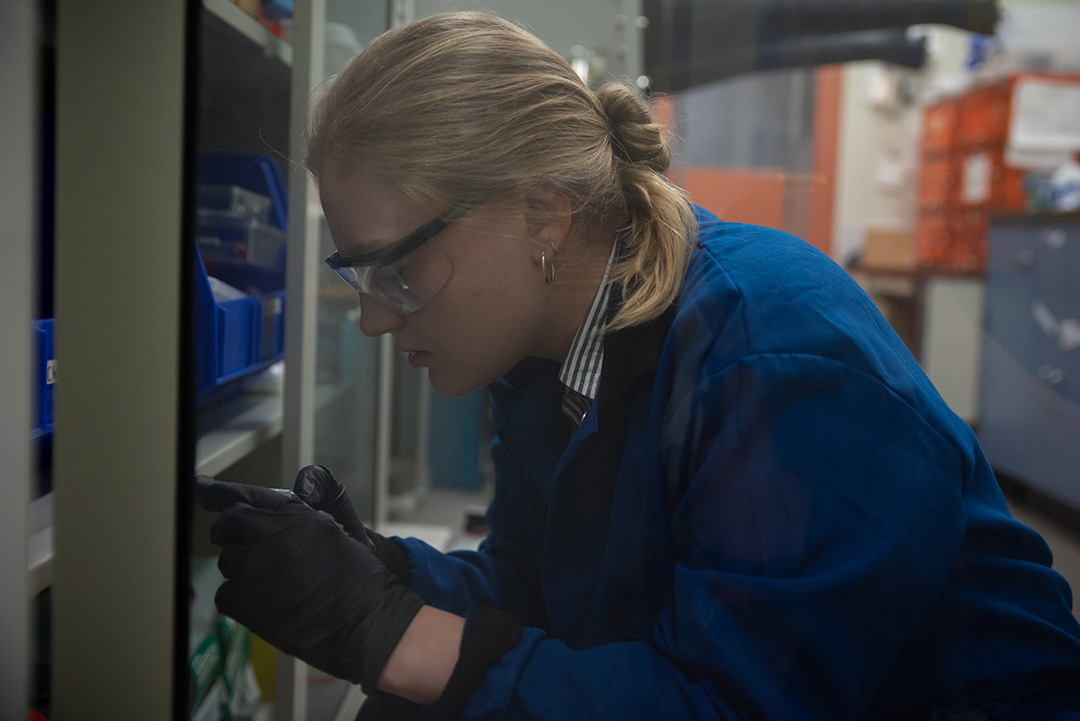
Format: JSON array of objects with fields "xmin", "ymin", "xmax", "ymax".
[{"xmin": 319, "ymin": 161, "xmax": 438, "ymax": 255}]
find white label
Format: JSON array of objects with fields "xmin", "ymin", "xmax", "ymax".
[
  {"xmin": 273, "ymin": 296, "xmax": 283, "ymax": 315},
  {"xmin": 962, "ymin": 152, "xmax": 992, "ymax": 204},
  {"xmin": 46, "ymin": 359, "xmax": 57, "ymax": 385},
  {"xmin": 1059, "ymin": 319, "xmax": 1080, "ymax": 352},
  {"xmin": 1010, "ymin": 79, "xmax": 1080, "ymax": 153}
]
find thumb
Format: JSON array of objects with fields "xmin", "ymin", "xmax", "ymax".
[
  {"xmin": 292, "ymin": 465, "xmax": 373, "ymax": 547},
  {"xmin": 195, "ymin": 475, "xmax": 307, "ymax": 513}
]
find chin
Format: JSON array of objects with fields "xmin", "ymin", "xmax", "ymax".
[
  {"xmin": 427, "ymin": 360, "xmax": 506, "ymax": 398},
  {"xmin": 427, "ymin": 369, "xmax": 483, "ymax": 399}
]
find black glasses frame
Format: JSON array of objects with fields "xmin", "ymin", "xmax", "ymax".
[{"xmin": 325, "ymin": 204, "xmax": 468, "ymax": 270}]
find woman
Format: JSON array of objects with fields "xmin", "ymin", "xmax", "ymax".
[{"xmin": 195, "ymin": 11, "xmax": 1080, "ymax": 720}]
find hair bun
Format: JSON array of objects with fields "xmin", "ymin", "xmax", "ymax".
[{"xmin": 595, "ymin": 83, "xmax": 670, "ymax": 173}]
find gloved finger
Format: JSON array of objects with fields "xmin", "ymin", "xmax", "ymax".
[
  {"xmin": 196, "ymin": 475, "xmax": 308, "ymax": 513},
  {"xmin": 291, "ymin": 465, "xmax": 339, "ymax": 508},
  {"xmin": 293, "ymin": 465, "xmax": 374, "ymax": 548},
  {"xmin": 209, "ymin": 502, "xmax": 305, "ymax": 547}
]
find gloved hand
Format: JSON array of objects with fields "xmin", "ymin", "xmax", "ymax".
[
  {"xmin": 291, "ymin": 465, "xmax": 412, "ymax": 584},
  {"xmin": 292, "ymin": 465, "xmax": 372, "ymax": 544},
  {"xmin": 194, "ymin": 474, "xmax": 425, "ymax": 692}
]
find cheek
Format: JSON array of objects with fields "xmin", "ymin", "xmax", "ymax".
[
  {"xmin": 425, "ymin": 294, "xmax": 531, "ymax": 382},
  {"xmin": 421, "ymin": 235, "xmax": 542, "ymax": 375}
]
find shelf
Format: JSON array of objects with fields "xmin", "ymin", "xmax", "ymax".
[
  {"xmin": 196, "ymin": 387, "xmax": 286, "ymax": 478},
  {"xmin": 203, "ymin": 0, "xmax": 291, "ymax": 66},
  {"xmin": 27, "ymin": 365, "xmax": 335, "ymax": 592},
  {"xmin": 195, "ymin": 365, "xmax": 363, "ymax": 477}
]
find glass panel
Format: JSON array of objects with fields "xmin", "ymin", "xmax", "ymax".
[
  {"xmin": 298, "ymin": 1, "xmax": 1080, "ymax": 717},
  {"xmin": 306, "ymin": 3, "xmax": 391, "ymax": 717}
]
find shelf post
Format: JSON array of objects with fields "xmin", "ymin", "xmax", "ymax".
[
  {"xmin": 51, "ymin": 1, "xmax": 192, "ymax": 717},
  {"xmin": 280, "ymin": 0, "xmax": 327, "ymax": 717}
]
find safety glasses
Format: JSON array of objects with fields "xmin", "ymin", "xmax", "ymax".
[{"xmin": 325, "ymin": 204, "xmax": 467, "ymax": 314}]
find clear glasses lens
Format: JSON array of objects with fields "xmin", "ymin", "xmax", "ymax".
[{"xmin": 333, "ymin": 251, "xmax": 452, "ymax": 314}]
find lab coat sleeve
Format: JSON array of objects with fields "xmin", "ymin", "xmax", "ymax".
[
  {"xmin": 458, "ymin": 353, "xmax": 971, "ymax": 720},
  {"xmin": 395, "ymin": 430, "xmax": 548, "ymax": 626}
]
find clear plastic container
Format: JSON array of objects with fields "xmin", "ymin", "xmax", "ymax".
[
  {"xmin": 197, "ymin": 184, "xmax": 273, "ymax": 223},
  {"xmin": 196, "ymin": 210, "xmax": 286, "ymax": 269}
]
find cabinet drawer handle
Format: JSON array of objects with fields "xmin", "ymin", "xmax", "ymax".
[
  {"xmin": 1042, "ymin": 228, "xmax": 1067, "ymax": 250},
  {"xmin": 1037, "ymin": 365, "xmax": 1065, "ymax": 387}
]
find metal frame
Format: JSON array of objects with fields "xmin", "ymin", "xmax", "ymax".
[{"xmin": 279, "ymin": 0, "xmax": 326, "ymax": 717}]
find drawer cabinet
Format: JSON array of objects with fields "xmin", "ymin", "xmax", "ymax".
[{"xmin": 978, "ymin": 217, "xmax": 1080, "ymax": 511}]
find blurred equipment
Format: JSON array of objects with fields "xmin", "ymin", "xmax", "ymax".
[{"xmin": 645, "ymin": 0, "xmax": 1001, "ymax": 92}]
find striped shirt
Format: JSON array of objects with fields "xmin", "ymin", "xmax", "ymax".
[{"xmin": 558, "ymin": 242, "xmax": 618, "ymax": 426}]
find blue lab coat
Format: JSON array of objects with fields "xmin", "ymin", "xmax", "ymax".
[{"xmin": 398, "ymin": 206, "xmax": 1080, "ymax": 719}]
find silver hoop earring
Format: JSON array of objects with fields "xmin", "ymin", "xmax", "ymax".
[{"xmin": 540, "ymin": 243, "xmax": 556, "ymax": 285}]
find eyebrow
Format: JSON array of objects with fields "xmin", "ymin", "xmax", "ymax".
[
  {"xmin": 327, "ymin": 213, "xmax": 457, "ymax": 269},
  {"xmin": 332, "ymin": 203, "xmax": 472, "ymax": 268}
]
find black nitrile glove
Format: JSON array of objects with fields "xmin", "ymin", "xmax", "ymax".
[
  {"xmin": 194, "ymin": 475, "xmax": 425, "ymax": 692},
  {"xmin": 291, "ymin": 465, "xmax": 372, "ymax": 547},
  {"xmin": 291, "ymin": 465, "xmax": 413, "ymax": 585}
]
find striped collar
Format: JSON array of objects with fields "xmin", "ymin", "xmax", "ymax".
[{"xmin": 558, "ymin": 242, "xmax": 618, "ymax": 425}]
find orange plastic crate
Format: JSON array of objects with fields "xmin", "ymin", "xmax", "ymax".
[
  {"xmin": 915, "ymin": 214, "xmax": 952, "ymax": 268},
  {"xmin": 959, "ymin": 83, "xmax": 1011, "ymax": 147},
  {"xmin": 915, "ymin": 211, "xmax": 988, "ymax": 273},
  {"xmin": 918, "ymin": 153, "xmax": 961, "ymax": 210},
  {"xmin": 948, "ymin": 210, "xmax": 988, "ymax": 272},
  {"xmin": 958, "ymin": 72, "xmax": 1080, "ymax": 149},
  {"xmin": 922, "ymin": 100, "xmax": 961, "ymax": 156}
]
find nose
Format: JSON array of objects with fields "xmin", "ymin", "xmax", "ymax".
[{"xmin": 357, "ymin": 294, "xmax": 406, "ymax": 337}]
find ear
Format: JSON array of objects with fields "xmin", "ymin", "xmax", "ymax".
[{"xmin": 523, "ymin": 187, "xmax": 572, "ymax": 249}]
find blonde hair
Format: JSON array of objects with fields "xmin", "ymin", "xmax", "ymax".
[{"xmin": 306, "ymin": 12, "xmax": 695, "ymax": 330}]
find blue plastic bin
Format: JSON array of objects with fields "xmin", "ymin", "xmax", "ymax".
[
  {"xmin": 193, "ymin": 245, "xmax": 286, "ymax": 396},
  {"xmin": 193, "ymin": 152, "xmax": 288, "ymax": 397},
  {"xmin": 33, "ymin": 319, "xmax": 55, "ymax": 438}
]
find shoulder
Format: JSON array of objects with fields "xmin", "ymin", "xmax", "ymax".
[
  {"xmin": 675, "ymin": 205, "xmax": 887, "ymax": 361},
  {"xmin": 684, "ymin": 205, "xmax": 863, "ymax": 329},
  {"xmin": 662, "ymin": 206, "xmax": 944, "ymax": 429}
]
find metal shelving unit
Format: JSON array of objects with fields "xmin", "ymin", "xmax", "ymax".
[
  {"xmin": 196, "ymin": 392, "xmax": 285, "ymax": 477},
  {"xmin": 204, "ymin": 0, "xmax": 292, "ymax": 65}
]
